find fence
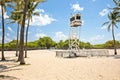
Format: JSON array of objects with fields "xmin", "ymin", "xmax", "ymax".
[{"xmin": 56, "ymin": 49, "xmax": 109, "ymax": 58}]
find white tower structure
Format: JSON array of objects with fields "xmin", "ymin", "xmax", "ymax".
[{"xmin": 69, "ymin": 14, "xmax": 82, "ymax": 57}]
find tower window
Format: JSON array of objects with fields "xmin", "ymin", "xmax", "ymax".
[
  {"xmin": 70, "ymin": 17, "xmax": 75, "ymax": 22},
  {"xmin": 76, "ymin": 16, "xmax": 80, "ymax": 20}
]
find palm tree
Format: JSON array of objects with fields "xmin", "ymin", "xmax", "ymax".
[
  {"xmin": 18, "ymin": 0, "xmax": 30, "ymax": 64},
  {"xmin": 12, "ymin": 0, "xmax": 44, "ymax": 64},
  {"xmin": 9, "ymin": 0, "xmax": 26, "ymax": 62},
  {"xmin": 0, "ymin": 0, "xmax": 11, "ymax": 61},
  {"xmin": 8, "ymin": 13, "xmax": 22, "ymax": 57},
  {"xmin": 25, "ymin": 2, "xmax": 40, "ymax": 58},
  {"xmin": 9, "ymin": 0, "xmax": 25, "ymax": 58},
  {"xmin": 103, "ymin": 11, "xmax": 119, "ymax": 55},
  {"xmin": 1, "ymin": 1, "xmax": 6, "ymax": 61}
]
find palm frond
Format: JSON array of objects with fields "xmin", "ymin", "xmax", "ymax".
[
  {"xmin": 11, "ymin": 10, "xmax": 23, "ymax": 14},
  {"xmin": 114, "ymin": 24, "xmax": 119, "ymax": 28},
  {"xmin": 33, "ymin": 12, "xmax": 39, "ymax": 16},
  {"xmin": 5, "ymin": 0, "xmax": 11, "ymax": 3},
  {"xmin": 107, "ymin": 24, "xmax": 111, "ymax": 31},
  {"xmin": 113, "ymin": 7, "xmax": 120, "ymax": 10},
  {"xmin": 116, "ymin": 19, "xmax": 120, "ymax": 22},
  {"xmin": 113, "ymin": 10, "xmax": 120, "ymax": 15},
  {"xmin": 32, "ymin": 2, "xmax": 39, "ymax": 10},
  {"xmin": 31, "ymin": 0, "xmax": 45, "ymax": 3},
  {"xmin": 108, "ymin": 12, "xmax": 113, "ymax": 20},
  {"xmin": 102, "ymin": 21, "xmax": 110, "ymax": 27},
  {"xmin": 7, "ymin": 21, "xmax": 16, "ymax": 24},
  {"xmin": 113, "ymin": 0, "xmax": 118, "ymax": 6}
]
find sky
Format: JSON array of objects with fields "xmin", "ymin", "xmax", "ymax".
[{"xmin": 0, "ymin": 0, "xmax": 120, "ymax": 44}]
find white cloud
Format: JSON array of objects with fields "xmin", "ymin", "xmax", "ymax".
[
  {"xmin": 0, "ymin": 37, "xmax": 1, "ymax": 41},
  {"xmin": 7, "ymin": 27, "xmax": 13, "ymax": 32},
  {"xmin": 101, "ymin": 25, "xmax": 108, "ymax": 30},
  {"xmin": 90, "ymin": 35, "xmax": 104, "ymax": 41},
  {"xmin": 82, "ymin": 35, "xmax": 105, "ymax": 44},
  {"xmin": 0, "ymin": 7, "xmax": 9, "ymax": 19},
  {"xmin": 116, "ymin": 33, "xmax": 120, "ymax": 37},
  {"xmin": 116, "ymin": 33, "xmax": 120, "ymax": 40},
  {"xmin": 35, "ymin": 33, "xmax": 47, "ymax": 39},
  {"xmin": 0, "ymin": 29, "xmax": 2, "ymax": 32},
  {"xmin": 6, "ymin": 33, "xmax": 10, "ymax": 37},
  {"xmin": 4, "ymin": 12, "xmax": 9, "ymax": 19},
  {"xmin": 71, "ymin": 4, "xmax": 84, "ymax": 12},
  {"xmin": 4, "ymin": 36, "xmax": 12, "ymax": 43},
  {"xmin": 99, "ymin": 9, "xmax": 109, "ymax": 17},
  {"xmin": 30, "ymin": 14, "xmax": 56, "ymax": 26},
  {"xmin": 82, "ymin": 20, "xmax": 84, "ymax": 26},
  {"xmin": 0, "ymin": 7, "xmax": 1, "ymax": 17},
  {"xmin": 107, "ymin": 4, "xmax": 111, "ymax": 7},
  {"xmin": 0, "ymin": 36, "xmax": 13, "ymax": 43},
  {"xmin": 29, "ymin": 9, "xmax": 56, "ymax": 26},
  {"xmin": 54, "ymin": 31, "xmax": 68, "ymax": 42},
  {"xmin": 5, "ymin": 38, "xmax": 12, "ymax": 43},
  {"xmin": 35, "ymin": 8, "xmax": 45, "ymax": 13},
  {"xmin": 92, "ymin": 0, "xmax": 96, "ymax": 2}
]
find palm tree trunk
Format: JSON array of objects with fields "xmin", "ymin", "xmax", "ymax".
[
  {"xmin": 19, "ymin": 0, "xmax": 29, "ymax": 65},
  {"xmin": 16, "ymin": 23, "xmax": 20, "ymax": 57},
  {"xmin": 25, "ymin": 18, "xmax": 30, "ymax": 58},
  {"xmin": 112, "ymin": 24, "xmax": 117, "ymax": 55},
  {"xmin": 1, "ymin": 5, "xmax": 6, "ymax": 61},
  {"xmin": 17, "ymin": 52, "xmax": 20, "ymax": 62}
]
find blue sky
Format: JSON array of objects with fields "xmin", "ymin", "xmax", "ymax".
[{"xmin": 0, "ymin": 0, "xmax": 120, "ymax": 44}]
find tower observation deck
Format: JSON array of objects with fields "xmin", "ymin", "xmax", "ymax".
[{"xmin": 70, "ymin": 14, "xmax": 82, "ymax": 27}]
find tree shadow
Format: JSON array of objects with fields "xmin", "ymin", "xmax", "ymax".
[
  {"xmin": 0, "ymin": 68, "xmax": 22, "ymax": 73},
  {"xmin": 0, "ymin": 56, "xmax": 18, "ymax": 62},
  {"xmin": 0, "ymin": 65, "xmax": 7, "ymax": 70},
  {"xmin": 0, "ymin": 64, "xmax": 22, "ymax": 73},
  {"xmin": 0, "ymin": 75, "xmax": 20, "ymax": 80}
]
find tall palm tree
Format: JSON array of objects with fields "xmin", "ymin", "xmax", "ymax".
[
  {"xmin": 10, "ymin": 0, "xmax": 26, "ymax": 62},
  {"xmin": 0, "ymin": 0, "xmax": 11, "ymax": 61},
  {"xmin": 9, "ymin": 0, "xmax": 24, "ymax": 57},
  {"xmin": 12, "ymin": 0, "xmax": 44, "ymax": 64},
  {"xmin": 25, "ymin": 2, "xmax": 40, "ymax": 58},
  {"xmin": 103, "ymin": 11, "xmax": 119, "ymax": 55},
  {"xmin": 18, "ymin": 0, "xmax": 30, "ymax": 64},
  {"xmin": 0, "ymin": 1, "xmax": 6, "ymax": 61},
  {"xmin": 8, "ymin": 12, "xmax": 22, "ymax": 57}
]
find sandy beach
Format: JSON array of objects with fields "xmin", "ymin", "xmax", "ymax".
[{"xmin": 0, "ymin": 49, "xmax": 120, "ymax": 80}]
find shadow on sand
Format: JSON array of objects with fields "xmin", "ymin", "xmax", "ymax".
[
  {"xmin": 0, "ymin": 57, "xmax": 22, "ymax": 73},
  {"xmin": 0, "ymin": 64, "xmax": 21, "ymax": 80},
  {"xmin": 0, "ymin": 64, "xmax": 22, "ymax": 73},
  {"xmin": 0, "ymin": 75, "xmax": 20, "ymax": 80}
]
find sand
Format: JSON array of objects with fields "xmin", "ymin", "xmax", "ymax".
[{"xmin": 0, "ymin": 49, "xmax": 120, "ymax": 80}]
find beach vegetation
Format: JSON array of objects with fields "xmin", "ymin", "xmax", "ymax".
[
  {"xmin": 37, "ymin": 37, "xmax": 56, "ymax": 49},
  {"xmin": 0, "ymin": 39, "xmax": 120, "ymax": 50}
]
